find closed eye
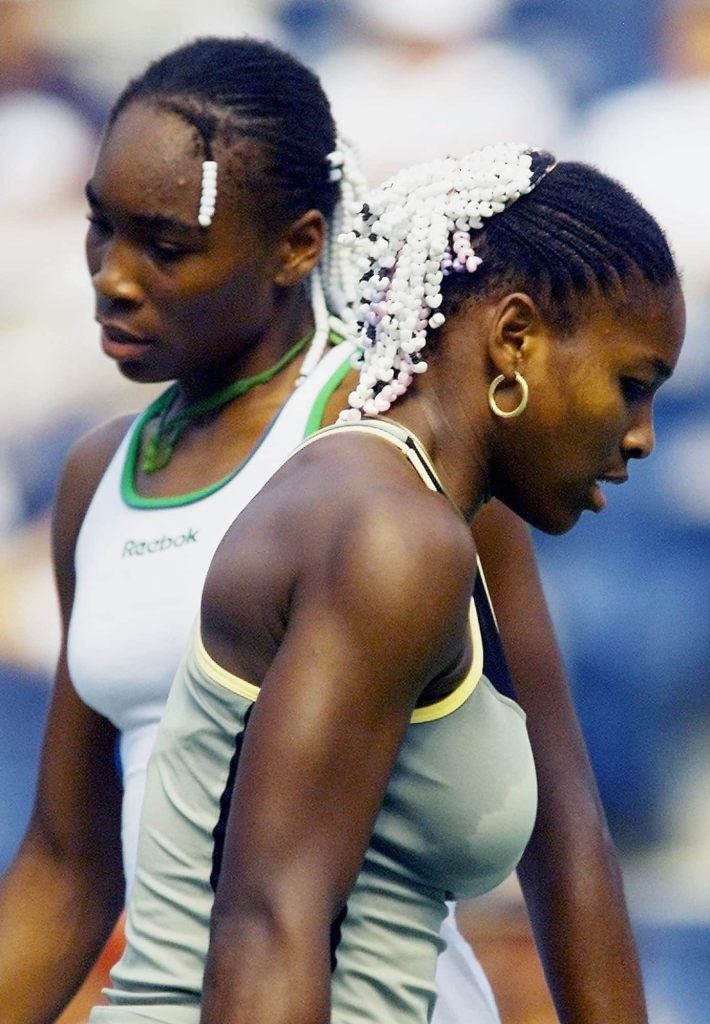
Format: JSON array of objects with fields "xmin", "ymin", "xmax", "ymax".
[
  {"xmin": 148, "ymin": 239, "xmax": 194, "ymax": 262},
  {"xmin": 620, "ymin": 377, "xmax": 653, "ymax": 404},
  {"xmin": 86, "ymin": 211, "xmax": 112, "ymax": 237}
]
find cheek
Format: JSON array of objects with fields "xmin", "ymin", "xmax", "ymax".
[
  {"xmin": 563, "ymin": 371, "xmax": 626, "ymax": 455},
  {"xmin": 156, "ymin": 276, "xmax": 245, "ymax": 336},
  {"xmin": 583, "ymin": 393, "xmax": 627, "ymax": 452},
  {"xmin": 85, "ymin": 232, "xmax": 104, "ymax": 276},
  {"xmin": 173, "ymin": 289, "xmax": 230, "ymax": 331},
  {"xmin": 177, "ymin": 266, "xmax": 274, "ymax": 331}
]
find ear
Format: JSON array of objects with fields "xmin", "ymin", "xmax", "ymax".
[
  {"xmin": 486, "ymin": 292, "xmax": 549, "ymax": 376},
  {"xmin": 272, "ymin": 209, "xmax": 326, "ymax": 287}
]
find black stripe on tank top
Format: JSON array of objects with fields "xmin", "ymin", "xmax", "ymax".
[
  {"xmin": 209, "ymin": 703, "xmax": 349, "ymax": 968},
  {"xmin": 330, "ymin": 903, "xmax": 348, "ymax": 973},
  {"xmin": 472, "ymin": 573, "xmax": 517, "ymax": 702},
  {"xmin": 210, "ymin": 703, "xmax": 254, "ymax": 893}
]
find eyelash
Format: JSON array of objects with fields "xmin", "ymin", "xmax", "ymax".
[
  {"xmin": 86, "ymin": 214, "xmax": 190, "ymax": 263},
  {"xmin": 86, "ymin": 211, "xmax": 111, "ymax": 236},
  {"xmin": 620, "ymin": 377, "xmax": 652, "ymax": 404},
  {"xmin": 148, "ymin": 241, "xmax": 189, "ymax": 262}
]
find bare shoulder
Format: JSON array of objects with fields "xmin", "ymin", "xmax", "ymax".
[
  {"xmin": 54, "ymin": 414, "xmax": 134, "ymax": 526},
  {"xmin": 283, "ymin": 429, "xmax": 472, "ymax": 567},
  {"xmin": 52, "ymin": 413, "xmax": 136, "ymax": 596},
  {"xmin": 242, "ymin": 429, "xmax": 475, "ymax": 629},
  {"xmin": 205, "ymin": 427, "xmax": 478, "ymax": 691}
]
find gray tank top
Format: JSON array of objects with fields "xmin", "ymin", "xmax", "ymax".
[{"xmin": 91, "ymin": 421, "xmax": 537, "ymax": 1024}]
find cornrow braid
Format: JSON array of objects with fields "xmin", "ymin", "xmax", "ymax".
[
  {"xmin": 109, "ymin": 36, "xmax": 366, "ymax": 374},
  {"xmin": 339, "ymin": 147, "xmax": 678, "ymax": 422},
  {"xmin": 451, "ymin": 162, "xmax": 677, "ymax": 329}
]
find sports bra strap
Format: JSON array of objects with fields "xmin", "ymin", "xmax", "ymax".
[{"xmin": 290, "ymin": 418, "xmax": 465, "ymax": 520}]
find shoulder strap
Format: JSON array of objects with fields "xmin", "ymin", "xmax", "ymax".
[{"xmin": 291, "ymin": 418, "xmax": 464, "ymax": 520}]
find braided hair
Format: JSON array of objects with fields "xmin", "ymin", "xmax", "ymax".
[
  {"xmin": 339, "ymin": 144, "xmax": 678, "ymax": 421},
  {"xmin": 109, "ymin": 36, "xmax": 366, "ymax": 375}
]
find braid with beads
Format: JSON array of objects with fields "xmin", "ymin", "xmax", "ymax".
[
  {"xmin": 109, "ymin": 37, "xmax": 367, "ymax": 377},
  {"xmin": 338, "ymin": 144, "xmax": 678, "ymax": 422}
]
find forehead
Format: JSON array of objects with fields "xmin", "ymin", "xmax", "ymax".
[
  {"xmin": 91, "ymin": 100, "xmax": 266, "ymax": 233},
  {"xmin": 575, "ymin": 280, "xmax": 685, "ymax": 371},
  {"xmin": 94, "ymin": 101, "xmax": 204, "ymax": 215}
]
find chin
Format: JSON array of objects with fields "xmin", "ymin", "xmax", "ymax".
[
  {"xmin": 507, "ymin": 500, "xmax": 581, "ymax": 536},
  {"xmin": 114, "ymin": 360, "xmax": 165, "ymax": 384},
  {"xmin": 543, "ymin": 514, "xmax": 581, "ymax": 536},
  {"xmin": 495, "ymin": 478, "xmax": 586, "ymax": 535}
]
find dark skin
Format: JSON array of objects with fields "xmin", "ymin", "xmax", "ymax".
[
  {"xmin": 475, "ymin": 499, "xmax": 646, "ymax": 1021},
  {"xmin": 0, "ymin": 98, "xmax": 682, "ymax": 1023},
  {"xmin": 197, "ymin": 281, "xmax": 684, "ymax": 1024}
]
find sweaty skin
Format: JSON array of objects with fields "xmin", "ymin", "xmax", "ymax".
[
  {"xmin": 194, "ymin": 283, "xmax": 682, "ymax": 1024},
  {"xmin": 0, "ymin": 402, "xmax": 649, "ymax": 1024},
  {"xmin": 0, "ymin": 92, "xmax": 684, "ymax": 1021}
]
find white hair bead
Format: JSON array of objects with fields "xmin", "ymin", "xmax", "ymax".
[
  {"xmin": 339, "ymin": 407, "xmax": 362, "ymax": 422},
  {"xmin": 197, "ymin": 160, "xmax": 219, "ymax": 228},
  {"xmin": 292, "ymin": 134, "xmax": 368, "ymax": 387},
  {"xmin": 338, "ymin": 142, "xmax": 550, "ymax": 424}
]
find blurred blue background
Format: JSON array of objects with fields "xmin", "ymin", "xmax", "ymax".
[{"xmin": 1, "ymin": 1, "xmax": 707, "ymax": 1021}]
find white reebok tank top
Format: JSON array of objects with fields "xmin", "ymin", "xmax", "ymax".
[{"xmin": 68, "ymin": 340, "xmax": 354, "ymax": 890}]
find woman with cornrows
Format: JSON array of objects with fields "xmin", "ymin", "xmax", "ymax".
[
  {"xmin": 95, "ymin": 141, "xmax": 683, "ymax": 1023},
  {"xmin": 0, "ymin": 38, "xmax": 656, "ymax": 1024}
]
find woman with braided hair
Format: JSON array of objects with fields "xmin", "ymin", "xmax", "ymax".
[
  {"xmin": 0, "ymin": 35, "xmax": 667, "ymax": 1024},
  {"xmin": 81, "ymin": 144, "xmax": 684, "ymax": 1024},
  {"xmin": 2, "ymin": 35, "xmax": 504, "ymax": 1024},
  {"xmin": 0, "ymin": 34, "xmax": 371, "ymax": 1022}
]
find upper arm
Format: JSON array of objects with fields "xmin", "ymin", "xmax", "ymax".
[
  {"xmin": 213, "ymin": 493, "xmax": 475, "ymax": 925},
  {"xmin": 23, "ymin": 418, "xmax": 134, "ymax": 865},
  {"xmin": 472, "ymin": 498, "xmax": 556, "ymax": 661},
  {"xmin": 51, "ymin": 415, "xmax": 133, "ymax": 626}
]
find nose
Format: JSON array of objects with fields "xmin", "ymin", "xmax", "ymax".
[
  {"xmin": 90, "ymin": 238, "xmax": 144, "ymax": 307},
  {"xmin": 622, "ymin": 407, "xmax": 655, "ymax": 461}
]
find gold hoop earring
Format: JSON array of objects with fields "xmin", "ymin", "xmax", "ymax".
[{"xmin": 488, "ymin": 372, "xmax": 529, "ymax": 419}]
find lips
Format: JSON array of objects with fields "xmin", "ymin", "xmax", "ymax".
[
  {"xmin": 597, "ymin": 472, "xmax": 629, "ymax": 486},
  {"xmin": 587, "ymin": 471, "xmax": 629, "ymax": 513},
  {"xmin": 99, "ymin": 321, "xmax": 153, "ymax": 361}
]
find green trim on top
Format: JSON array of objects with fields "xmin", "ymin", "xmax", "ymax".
[
  {"xmin": 120, "ymin": 391, "xmax": 278, "ymax": 509},
  {"xmin": 141, "ymin": 330, "xmax": 313, "ymax": 474},
  {"xmin": 120, "ymin": 330, "xmax": 353, "ymax": 509},
  {"xmin": 303, "ymin": 352, "xmax": 354, "ymax": 437}
]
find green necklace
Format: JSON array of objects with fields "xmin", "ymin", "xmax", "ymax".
[{"xmin": 141, "ymin": 329, "xmax": 313, "ymax": 473}]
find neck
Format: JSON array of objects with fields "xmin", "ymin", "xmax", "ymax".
[
  {"xmin": 176, "ymin": 290, "xmax": 315, "ymax": 407},
  {"xmin": 379, "ymin": 390, "xmax": 492, "ymax": 523},
  {"xmin": 140, "ymin": 291, "xmax": 319, "ymax": 475}
]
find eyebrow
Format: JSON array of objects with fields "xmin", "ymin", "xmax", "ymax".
[{"xmin": 84, "ymin": 181, "xmax": 198, "ymax": 234}]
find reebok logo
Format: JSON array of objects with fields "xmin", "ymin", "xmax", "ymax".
[{"xmin": 122, "ymin": 528, "xmax": 199, "ymax": 557}]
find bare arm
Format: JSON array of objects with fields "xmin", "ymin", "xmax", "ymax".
[
  {"xmin": 473, "ymin": 499, "xmax": 647, "ymax": 1024},
  {"xmin": 201, "ymin": 479, "xmax": 475, "ymax": 1024},
  {"xmin": 0, "ymin": 421, "xmax": 131, "ymax": 1024}
]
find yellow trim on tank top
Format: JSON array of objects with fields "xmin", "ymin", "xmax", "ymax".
[
  {"xmin": 410, "ymin": 600, "xmax": 483, "ymax": 722},
  {"xmin": 194, "ymin": 635, "xmax": 262, "ymax": 702},
  {"xmin": 194, "ymin": 599, "xmax": 484, "ymax": 724}
]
